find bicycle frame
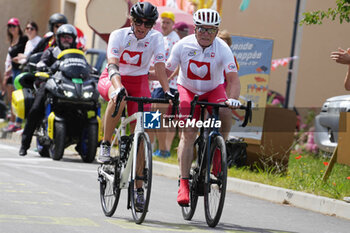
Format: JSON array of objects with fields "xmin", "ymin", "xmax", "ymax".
[
  {"xmin": 192, "ymin": 105, "xmax": 222, "ymax": 186},
  {"xmin": 206, "ymin": 107, "xmax": 221, "ymax": 182},
  {"xmin": 190, "ymin": 96, "xmax": 252, "ymax": 188},
  {"xmin": 100, "ymin": 89, "xmax": 179, "ymax": 189}
]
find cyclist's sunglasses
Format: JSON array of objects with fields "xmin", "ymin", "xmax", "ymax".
[
  {"xmin": 133, "ymin": 18, "xmax": 154, "ymax": 28},
  {"xmin": 196, "ymin": 26, "xmax": 218, "ymax": 34}
]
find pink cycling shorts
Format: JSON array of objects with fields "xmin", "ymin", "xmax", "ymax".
[
  {"xmin": 177, "ymin": 84, "xmax": 227, "ymax": 121},
  {"xmin": 98, "ymin": 67, "xmax": 151, "ymax": 116}
]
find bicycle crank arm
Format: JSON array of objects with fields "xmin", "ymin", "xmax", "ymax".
[{"xmin": 98, "ymin": 166, "xmax": 114, "ymax": 183}]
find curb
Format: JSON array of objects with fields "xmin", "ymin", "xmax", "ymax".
[{"xmin": 153, "ymin": 161, "xmax": 350, "ymax": 220}]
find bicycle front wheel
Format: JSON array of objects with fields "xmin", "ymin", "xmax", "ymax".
[
  {"xmin": 130, "ymin": 133, "xmax": 152, "ymax": 224},
  {"xmin": 204, "ymin": 135, "xmax": 227, "ymax": 227},
  {"xmin": 99, "ymin": 162, "xmax": 121, "ymax": 217}
]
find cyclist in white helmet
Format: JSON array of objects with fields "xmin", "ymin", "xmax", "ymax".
[{"xmin": 156, "ymin": 8, "xmax": 241, "ymax": 206}]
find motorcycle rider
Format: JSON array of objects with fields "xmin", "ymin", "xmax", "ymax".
[
  {"xmin": 30, "ymin": 13, "xmax": 68, "ymax": 54},
  {"xmin": 19, "ymin": 24, "xmax": 78, "ymax": 156},
  {"xmin": 30, "ymin": 13, "xmax": 85, "ymax": 54}
]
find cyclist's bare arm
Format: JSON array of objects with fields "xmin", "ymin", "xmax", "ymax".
[
  {"xmin": 152, "ymin": 62, "xmax": 170, "ymax": 93},
  {"xmin": 168, "ymin": 66, "xmax": 179, "ymax": 82},
  {"xmin": 225, "ymin": 71, "xmax": 240, "ymax": 99},
  {"xmin": 108, "ymin": 57, "xmax": 125, "ymax": 103}
]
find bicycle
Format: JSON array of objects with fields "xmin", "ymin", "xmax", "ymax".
[
  {"xmin": 97, "ymin": 88, "xmax": 178, "ymax": 224},
  {"xmin": 181, "ymin": 95, "xmax": 252, "ymax": 227}
]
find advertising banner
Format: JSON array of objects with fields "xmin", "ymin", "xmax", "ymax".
[{"xmin": 229, "ymin": 35, "xmax": 274, "ymax": 141}]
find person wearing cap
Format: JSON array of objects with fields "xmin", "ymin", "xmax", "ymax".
[
  {"xmin": 151, "ymin": 11, "xmax": 180, "ymax": 158},
  {"xmin": 173, "ymin": 22, "xmax": 189, "ymax": 39},
  {"xmin": 2, "ymin": 18, "xmax": 28, "ymax": 133},
  {"xmin": 160, "ymin": 9, "xmax": 241, "ymax": 206}
]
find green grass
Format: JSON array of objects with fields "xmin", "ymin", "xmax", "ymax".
[{"xmin": 228, "ymin": 152, "xmax": 350, "ymax": 200}]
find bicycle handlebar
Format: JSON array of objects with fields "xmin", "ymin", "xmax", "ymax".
[
  {"xmin": 189, "ymin": 95, "xmax": 252, "ymax": 127},
  {"xmin": 111, "ymin": 88, "xmax": 180, "ymax": 118}
]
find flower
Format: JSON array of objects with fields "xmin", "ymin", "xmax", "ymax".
[
  {"xmin": 295, "ymin": 155, "xmax": 302, "ymax": 159},
  {"xmin": 323, "ymin": 162, "xmax": 329, "ymax": 166},
  {"xmin": 332, "ymin": 182, "xmax": 336, "ymax": 186},
  {"xmin": 347, "ymin": 177, "xmax": 350, "ymax": 180}
]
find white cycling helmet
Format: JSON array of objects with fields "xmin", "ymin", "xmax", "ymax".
[{"xmin": 193, "ymin": 9, "xmax": 221, "ymax": 27}]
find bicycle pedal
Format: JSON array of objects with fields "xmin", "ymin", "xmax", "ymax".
[{"xmin": 178, "ymin": 203, "xmax": 189, "ymax": 207}]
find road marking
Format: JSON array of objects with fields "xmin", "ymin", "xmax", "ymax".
[
  {"xmin": 0, "ymin": 182, "xmax": 25, "ymax": 186},
  {"xmin": 0, "ymin": 215, "xmax": 99, "ymax": 227},
  {"xmin": 1, "ymin": 190, "xmax": 48, "ymax": 194},
  {"xmin": 11, "ymin": 201, "xmax": 72, "ymax": 206},
  {"xmin": 1, "ymin": 163, "xmax": 96, "ymax": 174}
]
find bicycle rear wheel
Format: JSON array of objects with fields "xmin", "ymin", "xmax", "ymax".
[
  {"xmin": 204, "ymin": 135, "xmax": 227, "ymax": 227},
  {"xmin": 130, "ymin": 133, "xmax": 152, "ymax": 224},
  {"xmin": 99, "ymin": 161, "xmax": 121, "ymax": 217}
]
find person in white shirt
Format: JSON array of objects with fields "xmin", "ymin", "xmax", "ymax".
[
  {"xmin": 163, "ymin": 9, "xmax": 241, "ymax": 206},
  {"xmin": 97, "ymin": 2, "xmax": 171, "ymax": 164},
  {"xmin": 97, "ymin": 2, "xmax": 172, "ymax": 212},
  {"xmin": 151, "ymin": 11, "xmax": 180, "ymax": 158},
  {"xmin": 14, "ymin": 21, "xmax": 41, "ymax": 64}
]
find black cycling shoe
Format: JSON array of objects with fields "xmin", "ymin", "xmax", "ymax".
[
  {"xmin": 19, "ymin": 146, "xmax": 27, "ymax": 156},
  {"xmin": 135, "ymin": 188, "xmax": 145, "ymax": 212}
]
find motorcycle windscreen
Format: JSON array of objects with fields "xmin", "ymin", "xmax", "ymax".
[{"xmin": 58, "ymin": 50, "xmax": 91, "ymax": 80}]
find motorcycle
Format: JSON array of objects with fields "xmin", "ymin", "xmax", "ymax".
[{"xmin": 12, "ymin": 49, "xmax": 102, "ymax": 163}]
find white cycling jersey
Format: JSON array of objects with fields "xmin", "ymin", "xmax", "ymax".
[
  {"xmin": 107, "ymin": 27, "xmax": 165, "ymax": 76},
  {"xmin": 152, "ymin": 30, "xmax": 180, "ymax": 90},
  {"xmin": 166, "ymin": 35, "xmax": 238, "ymax": 95}
]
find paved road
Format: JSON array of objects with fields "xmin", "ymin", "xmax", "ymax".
[{"xmin": 1, "ymin": 141, "xmax": 350, "ymax": 233}]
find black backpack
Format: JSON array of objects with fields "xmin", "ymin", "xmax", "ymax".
[{"xmin": 226, "ymin": 138, "xmax": 247, "ymax": 168}]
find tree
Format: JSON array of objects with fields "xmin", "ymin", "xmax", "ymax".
[{"xmin": 300, "ymin": 0, "xmax": 350, "ymax": 25}]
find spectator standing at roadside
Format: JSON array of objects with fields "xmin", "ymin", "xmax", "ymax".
[
  {"xmin": 2, "ymin": 17, "xmax": 28, "ymax": 133},
  {"xmin": 173, "ymin": 22, "xmax": 189, "ymax": 39},
  {"xmin": 15, "ymin": 21, "xmax": 41, "ymax": 64},
  {"xmin": 151, "ymin": 11, "xmax": 180, "ymax": 158},
  {"xmin": 217, "ymin": 29, "xmax": 240, "ymax": 84}
]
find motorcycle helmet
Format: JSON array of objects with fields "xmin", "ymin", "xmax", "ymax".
[
  {"xmin": 193, "ymin": 9, "xmax": 221, "ymax": 27},
  {"xmin": 130, "ymin": 2, "xmax": 158, "ymax": 22},
  {"xmin": 49, "ymin": 13, "xmax": 68, "ymax": 32},
  {"xmin": 56, "ymin": 24, "xmax": 77, "ymax": 50}
]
